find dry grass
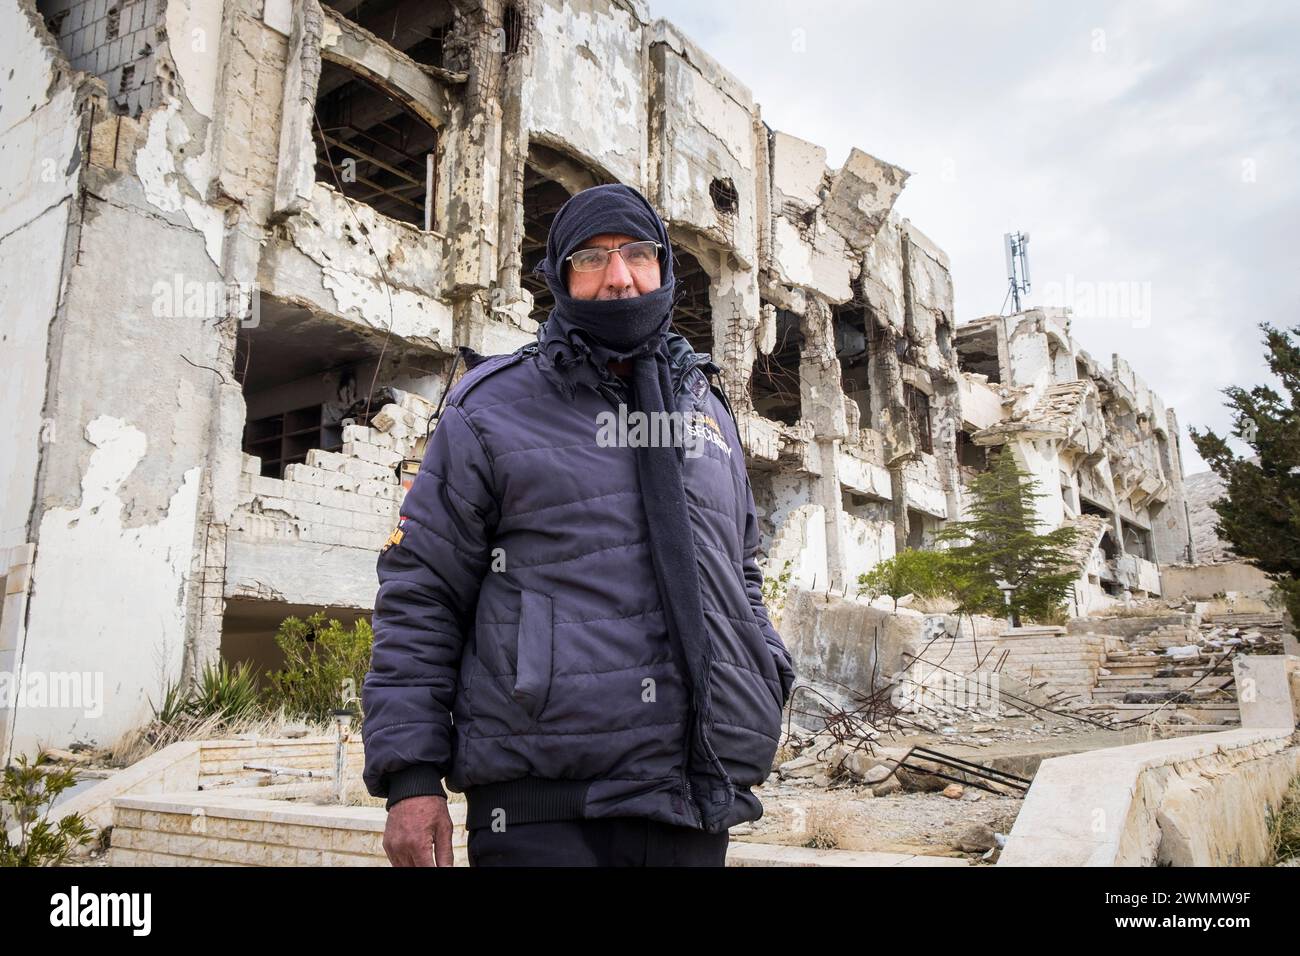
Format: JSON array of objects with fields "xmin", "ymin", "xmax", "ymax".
[
  {"xmin": 101, "ymin": 708, "xmax": 337, "ymax": 769},
  {"xmin": 1268, "ymin": 774, "xmax": 1300, "ymax": 866},
  {"xmin": 802, "ymin": 802, "xmax": 852, "ymax": 850}
]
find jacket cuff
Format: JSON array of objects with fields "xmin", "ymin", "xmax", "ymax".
[{"xmin": 384, "ymin": 764, "xmax": 447, "ymax": 810}]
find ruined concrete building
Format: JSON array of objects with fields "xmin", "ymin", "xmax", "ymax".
[{"xmin": 1, "ymin": 0, "xmax": 1193, "ymax": 759}]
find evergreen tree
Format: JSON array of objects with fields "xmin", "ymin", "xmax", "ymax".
[
  {"xmin": 938, "ymin": 449, "xmax": 1082, "ymax": 625},
  {"xmin": 1189, "ymin": 323, "xmax": 1300, "ymax": 623}
]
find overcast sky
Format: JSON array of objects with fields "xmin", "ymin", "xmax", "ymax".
[{"xmin": 646, "ymin": 0, "xmax": 1300, "ymax": 472}]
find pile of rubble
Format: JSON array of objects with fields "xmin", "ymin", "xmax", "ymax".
[{"xmin": 774, "ymin": 729, "xmax": 1013, "ymax": 801}]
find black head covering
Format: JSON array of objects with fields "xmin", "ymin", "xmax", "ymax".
[{"xmin": 534, "ymin": 182, "xmax": 678, "ymax": 353}]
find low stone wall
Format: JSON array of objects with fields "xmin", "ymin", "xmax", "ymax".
[
  {"xmin": 1162, "ymin": 562, "xmax": 1276, "ymax": 602},
  {"xmin": 999, "ymin": 727, "xmax": 1300, "ymax": 866},
  {"xmin": 109, "ymin": 791, "xmax": 463, "ymax": 867},
  {"xmin": 196, "ymin": 737, "xmax": 364, "ymax": 789},
  {"xmin": 11, "ymin": 737, "xmax": 362, "ymax": 845},
  {"xmin": 779, "ymin": 587, "xmax": 916, "ymax": 693},
  {"xmin": 107, "ymin": 790, "xmax": 969, "ymax": 867}
]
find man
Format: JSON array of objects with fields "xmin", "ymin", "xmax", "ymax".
[{"xmin": 362, "ymin": 183, "xmax": 796, "ymax": 867}]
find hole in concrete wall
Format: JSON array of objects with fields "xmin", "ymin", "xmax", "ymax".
[
  {"xmin": 750, "ymin": 307, "xmax": 803, "ymax": 426},
  {"xmin": 842, "ymin": 490, "xmax": 889, "ymax": 523},
  {"xmin": 236, "ymin": 299, "xmax": 401, "ymax": 479},
  {"xmin": 956, "ymin": 430, "xmax": 987, "ymax": 475},
  {"xmin": 314, "ymin": 61, "xmax": 438, "ymax": 229},
  {"xmin": 710, "ymin": 177, "xmax": 738, "ymax": 214},
  {"xmin": 832, "ymin": 294, "xmax": 871, "ymax": 430},
  {"xmin": 936, "ymin": 321, "xmax": 952, "ymax": 358},
  {"xmin": 521, "ymin": 164, "xmax": 572, "ymax": 324},
  {"xmin": 954, "ymin": 322, "xmax": 1001, "ymax": 383},
  {"xmin": 1082, "ymin": 503, "xmax": 1120, "ymax": 563},
  {"xmin": 221, "ymin": 600, "xmax": 371, "ymax": 686},
  {"xmin": 44, "ymin": 8, "xmax": 70, "ymax": 34},
  {"xmin": 502, "ymin": 2, "xmax": 522, "ymax": 57},
  {"xmin": 672, "ymin": 248, "xmax": 714, "ymax": 356},
  {"xmin": 1123, "ymin": 521, "xmax": 1153, "ymax": 562},
  {"xmin": 904, "ymin": 384, "xmax": 933, "ymax": 455},
  {"xmin": 749, "ymin": 469, "xmax": 778, "ymax": 556},
  {"xmin": 321, "ymin": 0, "xmax": 455, "ymax": 68},
  {"xmin": 906, "ymin": 509, "xmax": 935, "ymax": 550},
  {"xmin": 38, "ymin": 0, "xmax": 162, "ymax": 116}
]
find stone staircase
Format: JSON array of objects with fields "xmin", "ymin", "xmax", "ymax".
[
  {"xmin": 903, "ymin": 610, "xmax": 1294, "ymax": 729},
  {"xmin": 1090, "ymin": 647, "xmax": 1239, "ymax": 730},
  {"xmin": 1075, "ymin": 612, "xmax": 1284, "ymax": 731},
  {"xmin": 907, "ymin": 622, "xmax": 1126, "ymax": 708}
]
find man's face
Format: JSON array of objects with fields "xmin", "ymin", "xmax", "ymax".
[{"xmin": 565, "ymin": 232, "xmax": 663, "ymax": 301}]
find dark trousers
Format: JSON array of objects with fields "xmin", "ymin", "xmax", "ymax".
[{"xmin": 467, "ymin": 817, "xmax": 729, "ymax": 867}]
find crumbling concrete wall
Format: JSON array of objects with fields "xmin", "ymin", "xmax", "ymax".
[
  {"xmin": 1, "ymin": 0, "xmax": 89, "ymax": 763},
  {"xmin": 959, "ymin": 307, "xmax": 1193, "ymax": 606},
  {"xmin": 3, "ymin": 0, "xmax": 1197, "ymax": 758},
  {"xmin": 4, "ymin": 0, "xmax": 235, "ymax": 758}
]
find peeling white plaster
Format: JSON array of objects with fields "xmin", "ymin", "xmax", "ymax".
[
  {"xmin": 525, "ymin": 0, "xmax": 645, "ymax": 185},
  {"xmin": 135, "ymin": 102, "xmax": 224, "ymax": 266},
  {"xmin": 164, "ymin": 0, "xmax": 224, "ymax": 119},
  {"xmin": 16, "ymin": 417, "xmax": 202, "ymax": 752},
  {"xmin": 322, "ymin": 269, "xmax": 453, "ymax": 348}
]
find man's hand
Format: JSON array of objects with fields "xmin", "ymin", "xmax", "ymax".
[{"xmin": 383, "ymin": 795, "xmax": 455, "ymax": 867}]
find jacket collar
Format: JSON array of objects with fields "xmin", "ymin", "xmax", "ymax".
[{"xmin": 529, "ymin": 318, "xmax": 714, "ymax": 393}]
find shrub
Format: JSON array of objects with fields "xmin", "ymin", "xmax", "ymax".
[
  {"xmin": 264, "ymin": 612, "xmax": 373, "ymax": 724},
  {"xmin": 190, "ymin": 659, "xmax": 261, "ymax": 723},
  {"xmin": 150, "ymin": 660, "xmax": 263, "ymax": 729},
  {"xmin": 0, "ymin": 754, "xmax": 95, "ymax": 867},
  {"xmin": 762, "ymin": 559, "xmax": 795, "ymax": 612},
  {"xmin": 857, "ymin": 549, "xmax": 953, "ymax": 611}
]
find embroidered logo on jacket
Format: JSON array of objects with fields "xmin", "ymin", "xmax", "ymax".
[{"xmin": 683, "ymin": 411, "xmax": 731, "ymax": 458}]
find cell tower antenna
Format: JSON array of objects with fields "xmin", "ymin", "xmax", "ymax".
[{"xmin": 1003, "ymin": 231, "xmax": 1031, "ymax": 313}]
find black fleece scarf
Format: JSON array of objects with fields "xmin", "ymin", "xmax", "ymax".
[{"xmin": 532, "ymin": 184, "xmax": 734, "ymax": 830}]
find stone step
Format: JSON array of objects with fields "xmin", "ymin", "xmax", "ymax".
[
  {"xmin": 1096, "ymin": 675, "xmax": 1234, "ymax": 687},
  {"xmin": 1091, "ymin": 689, "xmax": 1238, "ymax": 702},
  {"xmin": 1093, "ymin": 701, "xmax": 1240, "ymax": 711},
  {"xmin": 1203, "ymin": 613, "xmax": 1285, "ymax": 625}
]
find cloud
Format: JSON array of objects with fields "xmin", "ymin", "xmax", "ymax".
[{"xmin": 647, "ymin": 0, "xmax": 1300, "ymax": 470}]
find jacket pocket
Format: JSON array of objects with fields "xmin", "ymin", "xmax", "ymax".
[{"xmin": 512, "ymin": 589, "xmax": 554, "ymax": 721}]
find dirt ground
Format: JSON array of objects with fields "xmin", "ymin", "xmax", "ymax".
[{"xmin": 738, "ymin": 778, "xmax": 1022, "ymax": 860}]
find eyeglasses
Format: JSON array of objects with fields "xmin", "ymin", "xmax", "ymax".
[{"xmin": 565, "ymin": 240, "xmax": 663, "ymax": 273}]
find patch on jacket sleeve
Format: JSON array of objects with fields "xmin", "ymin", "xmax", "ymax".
[
  {"xmin": 687, "ymin": 367, "xmax": 709, "ymax": 402},
  {"xmin": 381, "ymin": 515, "xmax": 408, "ymax": 553}
]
